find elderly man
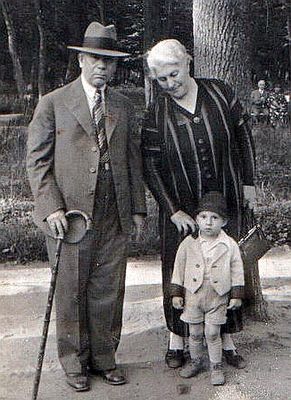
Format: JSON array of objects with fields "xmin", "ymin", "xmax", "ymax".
[
  {"xmin": 27, "ymin": 22, "xmax": 146, "ymax": 391},
  {"xmin": 142, "ymin": 39, "xmax": 256, "ymax": 372},
  {"xmin": 250, "ymin": 80, "xmax": 269, "ymax": 124}
]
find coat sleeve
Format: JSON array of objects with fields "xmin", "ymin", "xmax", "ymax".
[
  {"xmin": 126, "ymin": 99, "xmax": 147, "ymax": 215},
  {"xmin": 212, "ymin": 80, "xmax": 256, "ymax": 187},
  {"xmin": 26, "ymin": 94, "xmax": 65, "ymax": 223},
  {"xmin": 230, "ymin": 240, "xmax": 245, "ymax": 299},
  {"xmin": 169, "ymin": 241, "xmax": 187, "ymax": 298},
  {"xmin": 141, "ymin": 102, "xmax": 180, "ymax": 216},
  {"xmin": 228, "ymin": 87, "xmax": 256, "ymax": 186}
]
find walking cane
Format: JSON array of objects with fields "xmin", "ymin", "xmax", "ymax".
[{"xmin": 31, "ymin": 210, "xmax": 92, "ymax": 400}]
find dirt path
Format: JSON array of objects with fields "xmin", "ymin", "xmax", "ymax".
[{"xmin": 0, "ymin": 249, "xmax": 290, "ymax": 400}]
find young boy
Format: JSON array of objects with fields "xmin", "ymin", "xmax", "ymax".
[{"xmin": 170, "ymin": 191, "xmax": 244, "ymax": 385}]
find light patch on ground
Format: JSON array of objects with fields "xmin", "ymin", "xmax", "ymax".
[{"xmin": 212, "ymin": 385, "xmax": 251, "ymax": 400}]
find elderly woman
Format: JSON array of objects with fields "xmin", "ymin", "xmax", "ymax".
[{"xmin": 142, "ymin": 39, "xmax": 256, "ymax": 370}]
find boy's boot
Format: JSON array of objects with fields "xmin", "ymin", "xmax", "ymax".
[
  {"xmin": 210, "ymin": 362, "xmax": 225, "ymax": 386},
  {"xmin": 179, "ymin": 357, "xmax": 203, "ymax": 378}
]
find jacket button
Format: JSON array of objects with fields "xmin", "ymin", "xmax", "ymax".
[
  {"xmin": 206, "ymin": 173, "xmax": 212, "ymax": 179},
  {"xmin": 198, "ymin": 138, "xmax": 204, "ymax": 144},
  {"xmin": 195, "ymin": 264, "xmax": 200, "ymax": 268},
  {"xmin": 90, "ymin": 167, "xmax": 96, "ymax": 173},
  {"xmin": 91, "ymin": 146, "xmax": 97, "ymax": 152},
  {"xmin": 193, "ymin": 278, "xmax": 197, "ymax": 282}
]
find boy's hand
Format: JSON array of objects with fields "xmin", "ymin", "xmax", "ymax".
[
  {"xmin": 227, "ymin": 298, "xmax": 242, "ymax": 310},
  {"xmin": 172, "ymin": 296, "xmax": 184, "ymax": 310}
]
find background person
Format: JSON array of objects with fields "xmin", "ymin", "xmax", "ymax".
[
  {"xmin": 267, "ymin": 83, "xmax": 289, "ymax": 128},
  {"xmin": 142, "ymin": 39, "xmax": 255, "ymax": 371},
  {"xmin": 250, "ymin": 80, "xmax": 269, "ymax": 124},
  {"xmin": 27, "ymin": 22, "xmax": 146, "ymax": 392}
]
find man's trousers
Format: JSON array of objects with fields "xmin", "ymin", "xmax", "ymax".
[{"xmin": 46, "ymin": 168, "xmax": 128, "ymax": 374}]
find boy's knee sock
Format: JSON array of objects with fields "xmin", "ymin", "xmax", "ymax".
[
  {"xmin": 205, "ymin": 324, "xmax": 222, "ymax": 364},
  {"xmin": 189, "ymin": 323, "xmax": 204, "ymax": 360},
  {"xmin": 207, "ymin": 335, "xmax": 222, "ymax": 364},
  {"xmin": 189, "ymin": 337, "xmax": 203, "ymax": 360}
]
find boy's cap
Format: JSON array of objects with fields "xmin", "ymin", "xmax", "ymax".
[{"xmin": 196, "ymin": 191, "xmax": 228, "ymax": 218}]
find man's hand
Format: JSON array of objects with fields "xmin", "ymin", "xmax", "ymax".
[
  {"xmin": 170, "ymin": 210, "xmax": 196, "ymax": 235},
  {"xmin": 227, "ymin": 298, "xmax": 242, "ymax": 310},
  {"xmin": 243, "ymin": 185, "xmax": 256, "ymax": 209},
  {"xmin": 46, "ymin": 209, "xmax": 68, "ymax": 239},
  {"xmin": 172, "ymin": 296, "xmax": 184, "ymax": 310},
  {"xmin": 133, "ymin": 214, "xmax": 145, "ymax": 241}
]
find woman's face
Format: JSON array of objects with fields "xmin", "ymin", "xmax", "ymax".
[{"xmin": 154, "ymin": 60, "xmax": 191, "ymax": 99}]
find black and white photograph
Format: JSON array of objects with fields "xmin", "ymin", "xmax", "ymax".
[{"xmin": 0, "ymin": 1, "xmax": 290, "ymax": 399}]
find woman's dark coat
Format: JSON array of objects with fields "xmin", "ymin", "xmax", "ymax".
[{"xmin": 142, "ymin": 78, "xmax": 256, "ymax": 336}]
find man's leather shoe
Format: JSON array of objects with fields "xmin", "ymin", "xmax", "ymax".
[
  {"xmin": 165, "ymin": 349, "xmax": 184, "ymax": 369},
  {"xmin": 66, "ymin": 373, "xmax": 90, "ymax": 392},
  {"xmin": 223, "ymin": 350, "xmax": 246, "ymax": 369},
  {"xmin": 101, "ymin": 369, "xmax": 127, "ymax": 385}
]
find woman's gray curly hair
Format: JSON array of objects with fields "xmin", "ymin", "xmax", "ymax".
[{"xmin": 146, "ymin": 39, "xmax": 192, "ymax": 79}]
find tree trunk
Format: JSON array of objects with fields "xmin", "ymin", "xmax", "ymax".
[
  {"xmin": 98, "ymin": 0, "xmax": 106, "ymax": 24},
  {"xmin": 33, "ymin": 0, "xmax": 46, "ymax": 98},
  {"xmin": 192, "ymin": 0, "xmax": 268, "ymax": 320},
  {"xmin": 0, "ymin": 0, "xmax": 26, "ymax": 97},
  {"xmin": 143, "ymin": 0, "xmax": 163, "ymax": 107},
  {"xmin": 244, "ymin": 259, "xmax": 268, "ymax": 321},
  {"xmin": 192, "ymin": 0, "xmax": 251, "ymax": 105}
]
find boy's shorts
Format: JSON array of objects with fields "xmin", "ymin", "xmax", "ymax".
[{"xmin": 180, "ymin": 280, "xmax": 229, "ymax": 325}]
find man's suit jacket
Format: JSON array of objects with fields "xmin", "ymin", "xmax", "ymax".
[{"xmin": 27, "ymin": 77, "xmax": 146, "ymax": 234}]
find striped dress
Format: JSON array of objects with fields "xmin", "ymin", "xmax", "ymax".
[{"xmin": 142, "ymin": 78, "xmax": 256, "ymax": 336}]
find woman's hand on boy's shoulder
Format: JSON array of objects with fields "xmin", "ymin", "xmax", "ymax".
[
  {"xmin": 172, "ymin": 296, "xmax": 184, "ymax": 310},
  {"xmin": 170, "ymin": 210, "xmax": 197, "ymax": 235},
  {"xmin": 227, "ymin": 298, "xmax": 242, "ymax": 310}
]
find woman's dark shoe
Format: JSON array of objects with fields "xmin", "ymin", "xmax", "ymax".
[
  {"xmin": 223, "ymin": 350, "xmax": 246, "ymax": 369},
  {"xmin": 66, "ymin": 373, "xmax": 90, "ymax": 392},
  {"xmin": 100, "ymin": 369, "xmax": 127, "ymax": 385},
  {"xmin": 165, "ymin": 349, "xmax": 184, "ymax": 369},
  {"xmin": 179, "ymin": 358, "xmax": 204, "ymax": 378}
]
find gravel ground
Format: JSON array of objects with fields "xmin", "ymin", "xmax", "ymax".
[{"xmin": 0, "ymin": 249, "xmax": 290, "ymax": 400}]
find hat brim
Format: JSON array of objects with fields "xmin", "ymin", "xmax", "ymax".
[{"xmin": 68, "ymin": 46, "xmax": 130, "ymax": 58}]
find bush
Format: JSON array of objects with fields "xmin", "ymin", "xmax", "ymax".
[
  {"xmin": 255, "ymin": 201, "xmax": 291, "ymax": 246},
  {"xmin": 0, "ymin": 94, "xmax": 24, "ymax": 114},
  {"xmin": 0, "ymin": 198, "xmax": 47, "ymax": 263}
]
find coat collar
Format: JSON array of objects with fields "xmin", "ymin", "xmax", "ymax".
[{"xmin": 64, "ymin": 77, "xmax": 119, "ymax": 142}]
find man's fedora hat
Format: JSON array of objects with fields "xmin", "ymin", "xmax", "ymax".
[{"xmin": 68, "ymin": 22, "xmax": 130, "ymax": 58}]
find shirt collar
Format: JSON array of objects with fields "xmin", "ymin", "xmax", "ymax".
[{"xmin": 199, "ymin": 229, "xmax": 229, "ymax": 248}]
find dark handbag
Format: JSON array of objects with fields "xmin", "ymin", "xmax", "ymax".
[{"xmin": 238, "ymin": 224, "xmax": 271, "ymax": 263}]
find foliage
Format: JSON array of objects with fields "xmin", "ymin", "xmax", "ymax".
[
  {"xmin": 254, "ymin": 125, "xmax": 291, "ymax": 246},
  {"xmin": 0, "ymin": 89, "xmax": 290, "ymax": 263},
  {"xmin": 0, "ymin": 198, "xmax": 47, "ymax": 262}
]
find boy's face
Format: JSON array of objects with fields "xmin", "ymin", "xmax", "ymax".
[{"xmin": 196, "ymin": 211, "xmax": 227, "ymax": 238}]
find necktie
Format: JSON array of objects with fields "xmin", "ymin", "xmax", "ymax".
[{"xmin": 92, "ymin": 90, "xmax": 110, "ymax": 164}]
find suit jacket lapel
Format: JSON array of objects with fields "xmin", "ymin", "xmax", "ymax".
[
  {"xmin": 64, "ymin": 79, "xmax": 120, "ymax": 143},
  {"xmin": 211, "ymin": 243, "xmax": 228, "ymax": 265},
  {"xmin": 106, "ymin": 87, "xmax": 120, "ymax": 143},
  {"xmin": 64, "ymin": 77, "xmax": 95, "ymax": 137}
]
